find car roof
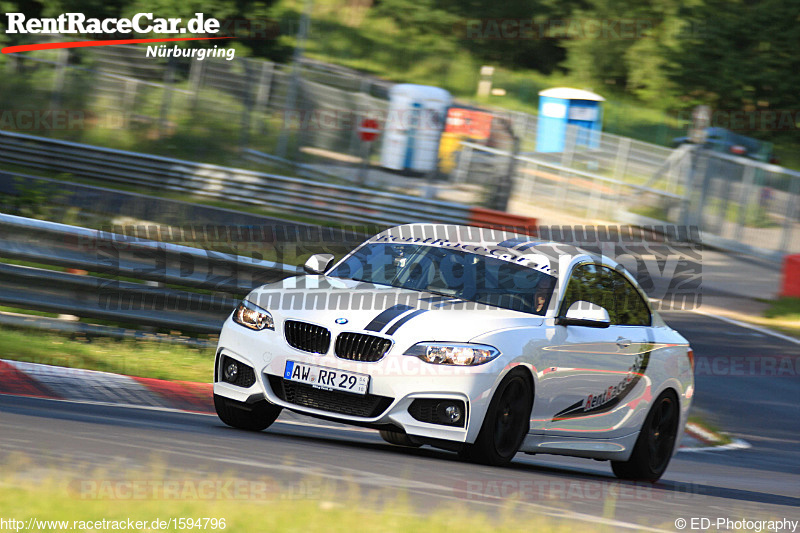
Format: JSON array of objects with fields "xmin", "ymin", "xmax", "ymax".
[{"xmin": 375, "ymin": 223, "xmax": 584, "ymax": 252}]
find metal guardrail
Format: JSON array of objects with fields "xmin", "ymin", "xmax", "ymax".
[
  {"xmin": 0, "ymin": 214, "xmax": 302, "ymax": 334},
  {"xmin": 456, "ymin": 141, "xmax": 684, "ymax": 222},
  {"xmin": 0, "ymin": 131, "xmax": 473, "ymax": 227},
  {"xmin": 456, "ymin": 140, "xmax": 800, "ymax": 259},
  {"xmin": 0, "ymin": 214, "xmax": 300, "ymax": 292}
]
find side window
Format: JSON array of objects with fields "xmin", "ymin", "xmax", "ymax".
[
  {"xmin": 559, "ymin": 264, "xmax": 614, "ymax": 317},
  {"xmin": 603, "ymin": 267, "xmax": 651, "ymax": 326},
  {"xmin": 560, "ymin": 264, "xmax": 651, "ymax": 326}
]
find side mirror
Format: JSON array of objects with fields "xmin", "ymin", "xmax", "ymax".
[
  {"xmin": 304, "ymin": 253, "xmax": 335, "ymax": 275},
  {"xmin": 556, "ymin": 301, "xmax": 611, "ymax": 328}
]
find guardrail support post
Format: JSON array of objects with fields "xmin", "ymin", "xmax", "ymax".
[
  {"xmin": 158, "ymin": 58, "xmax": 176, "ymax": 139},
  {"xmin": 255, "ymin": 61, "xmax": 275, "ymax": 136},
  {"xmin": 734, "ymin": 164, "xmax": 756, "ymax": 242},
  {"xmin": 50, "ymin": 48, "xmax": 69, "ymax": 111},
  {"xmin": 778, "ymin": 176, "xmax": 800, "ymax": 255},
  {"xmin": 487, "ymin": 134, "xmax": 519, "ymax": 212}
]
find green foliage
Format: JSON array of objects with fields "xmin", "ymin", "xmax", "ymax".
[
  {"xmin": 667, "ymin": 0, "xmax": 800, "ymax": 111},
  {"xmin": 4, "ymin": 178, "xmax": 67, "ymax": 220},
  {"xmin": 0, "ymin": 1, "xmax": 17, "ymax": 49},
  {"xmin": 3, "ymin": 0, "xmax": 798, "ymax": 157},
  {"xmin": 764, "ymin": 297, "xmax": 800, "ymax": 321},
  {"xmin": 0, "ymin": 325, "xmax": 214, "ymax": 382}
]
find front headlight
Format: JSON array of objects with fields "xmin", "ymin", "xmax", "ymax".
[
  {"xmin": 232, "ymin": 300, "xmax": 274, "ymax": 331},
  {"xmin": 404, "ymin": 342, "xmax": 501, "ymax": 366}
]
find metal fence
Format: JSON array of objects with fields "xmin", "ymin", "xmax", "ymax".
[
  {"xmin": 2, "ymin": 40, "xmax": 798, "ymax": 259},
  {"xmin": 3, "ymin": 41, "xmax": 673, "ymax": 184},
  {"xmin": 676, "ymin": 149, "xmax": 800, "ymax": 258},
  {"xmin": 454, "ymin": 141, "xmax": 800, "ymax": 260},
  {"xmin": 0, "ymin": 213, "xmax": 300, "ymax": 333},
  {"xmin": 2, "ymin": 44, "xmax": 391, "ymax": 171},
  {"xmin": 0, "ymin": 130, "xmax": 473, "ymax": 227}
]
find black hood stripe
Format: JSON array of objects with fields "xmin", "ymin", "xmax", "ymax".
[
  {"xmin": 364, "ymin": 304, "xmax": 414, "ymax": 332},
  {"xmin": 385, "ymin": 309, "xmax": 427, "ymax": 336}
]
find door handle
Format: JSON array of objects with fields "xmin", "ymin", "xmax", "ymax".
[{"xmin": 616, "ymin": 337, "xmax": 631, "ymax": 349}]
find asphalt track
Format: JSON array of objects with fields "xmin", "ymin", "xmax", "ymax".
[{"xmin": 1, "ymin": 312, "xmax": 798, "ymax": 531}]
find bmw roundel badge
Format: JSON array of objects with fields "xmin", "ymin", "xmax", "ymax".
[{"xmin": 335, "ymin": 318, "xmax": 348, "ymax": 324}]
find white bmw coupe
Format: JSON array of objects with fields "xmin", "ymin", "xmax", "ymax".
[{"xmin": 214, "ymin": 224, "xmax": 694, "ymax": 481}]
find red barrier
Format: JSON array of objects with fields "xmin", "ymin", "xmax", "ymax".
[
  {"xmin": 781, "ymin": 254, "xmax": 800, "ymax": 298},
  {"xmin": 468, "ymin": 207, "xmax": 537, "ymax": 235}
]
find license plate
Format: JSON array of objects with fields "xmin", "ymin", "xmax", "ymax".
[{"xmin": 283, "ymin": 361, "xmax": 369, "ymax": 395}]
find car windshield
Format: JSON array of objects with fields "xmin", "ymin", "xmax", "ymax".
[{"xmin": 327, "ymin": 242, "xmax": 556, "ymax": 315}]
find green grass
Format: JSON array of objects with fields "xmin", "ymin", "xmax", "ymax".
[
  {"xmin": 687, "ymin": 416, "xmax": 733, "ymax": 446},
  {"xmin": 0, "ymin": 470, "xmax": 591, "ymax": 533},
  {"xmin": 0, "ymin": 305, "xmax": 61, "ymax": 319},
  {"xmin": 0, "ymin": 325, "xmax": 214, "ymax": 382},
  {"xmin": 764, "ymin": 297, "xmax": 800, "ymax": 321},
  {"xmin": 724, "ymin": 298, "xmax": 800, "ymax": 340},
  {"xmin": 627, "ymin": 205, "xmax": 671, "ymax": 222}
]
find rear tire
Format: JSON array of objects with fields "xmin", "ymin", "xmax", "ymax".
[
  {"xmin": 611, "ymin": 390, "xmax": 679, "ymax": 482},
  {"xmin": 214, "ymin": 394, "xmax": 281, "ymax": 431},
  {"xmin": 459, "ymin": 369, "xmax": 533, "ymax": 466},
  {"xmin": 379, "ymin": 429, "xmax": 422, "ymax": 447}
]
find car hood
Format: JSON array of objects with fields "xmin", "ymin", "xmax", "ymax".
[{"xmin": 247, "ymin": 275, "xmax": 543, "ymax": 343}]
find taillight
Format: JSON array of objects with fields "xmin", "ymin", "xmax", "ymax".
[
  {"xmin": 687, "ymin": 348, "xmax": 695, "ymax": 371},
  {"xmin": 730, "ymin": 145, "xmax": 746, "ymax": 155}
]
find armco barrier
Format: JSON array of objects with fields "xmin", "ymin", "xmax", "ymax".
[
  {"xmin": 0, "ymin": 214, "xmax": 301, "ymax": 333},
  {"xmin": 0, "ymin": 130, "xmax": 473, "ymax": 227},
  {"xmin": 781, "ymin": 254, "xmax": 800, "ymax": 298}
]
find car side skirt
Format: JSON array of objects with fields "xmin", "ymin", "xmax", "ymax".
[{"xmin": 520, "ymin": 431, "xmax": 640, "ymax": 461}]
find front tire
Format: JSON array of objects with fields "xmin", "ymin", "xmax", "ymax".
[
  {"xmin": 611, "ymin": 390, "xmax": 679, "ymax": 482},
  {"xmin": 459, "ymin": 369, "xmax": 533, "ymax": 466},
  {"xmin": 214, "ymin": 394, "xmax": 281, "ymax": 431}
]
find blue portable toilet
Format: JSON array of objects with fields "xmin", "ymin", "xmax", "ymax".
[{"xmin": 536, "ymin": 87, "xmax": 604, "ymax": 152}]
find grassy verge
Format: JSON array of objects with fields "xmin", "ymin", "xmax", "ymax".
[
  {"xmin": 701, "ymin": 305, "xmax": 800, "ymax": 341},
  {"xmin": 0, "ymin": 478, "xmax": 585, "ymax": 533},
  {"xmin": 686, "ymin": 415, "xmax": 733, "ymax": 446},
  {"xmin": 0, "ymin": 325, "xmax": 214, "ymax": 382},
  {"xmin": 758, "ymin": 297, "xmax": 800, "ymax": 339},
  {"xmin": 764, "ymin": 297, "xmax": 800, "ymax": 321}
]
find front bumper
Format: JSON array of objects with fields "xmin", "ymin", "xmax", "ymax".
[{"xmin": 213, "ymin": 318, "xmax": 505, "ymax": 443}]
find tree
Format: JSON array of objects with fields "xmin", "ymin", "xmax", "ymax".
[{"xmin": 668, "ymin": 0, "xmax": 800, "ymax": 117}]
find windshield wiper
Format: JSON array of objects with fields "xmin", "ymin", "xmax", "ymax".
[{"xmin": 421, "ymin": 287, "xmax": 462, "ymax": 299}]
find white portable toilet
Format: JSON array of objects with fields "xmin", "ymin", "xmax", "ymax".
[{"xmin": 380, "ymin": 84, "xmax": 452, "ymax": 173}]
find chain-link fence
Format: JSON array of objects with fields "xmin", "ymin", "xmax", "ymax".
[
  {"xmin": 455, "ymin": 140, "xmax": 799, "ymax": 258},
  {"xmin": 1, "ymin": 39, "xmax": 797, "ymax": 258},
  {"xmin": 1, "ymin": 42, "xmax": 391, "ymax": 171},
  {"xmin": 2, "ymin": 39, "xmax": 674, "ymax": 181}
]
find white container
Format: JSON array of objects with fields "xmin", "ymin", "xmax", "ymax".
[{"xmin": 380, "ymin": 84, "xmax": 452, "ymax": 173}]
